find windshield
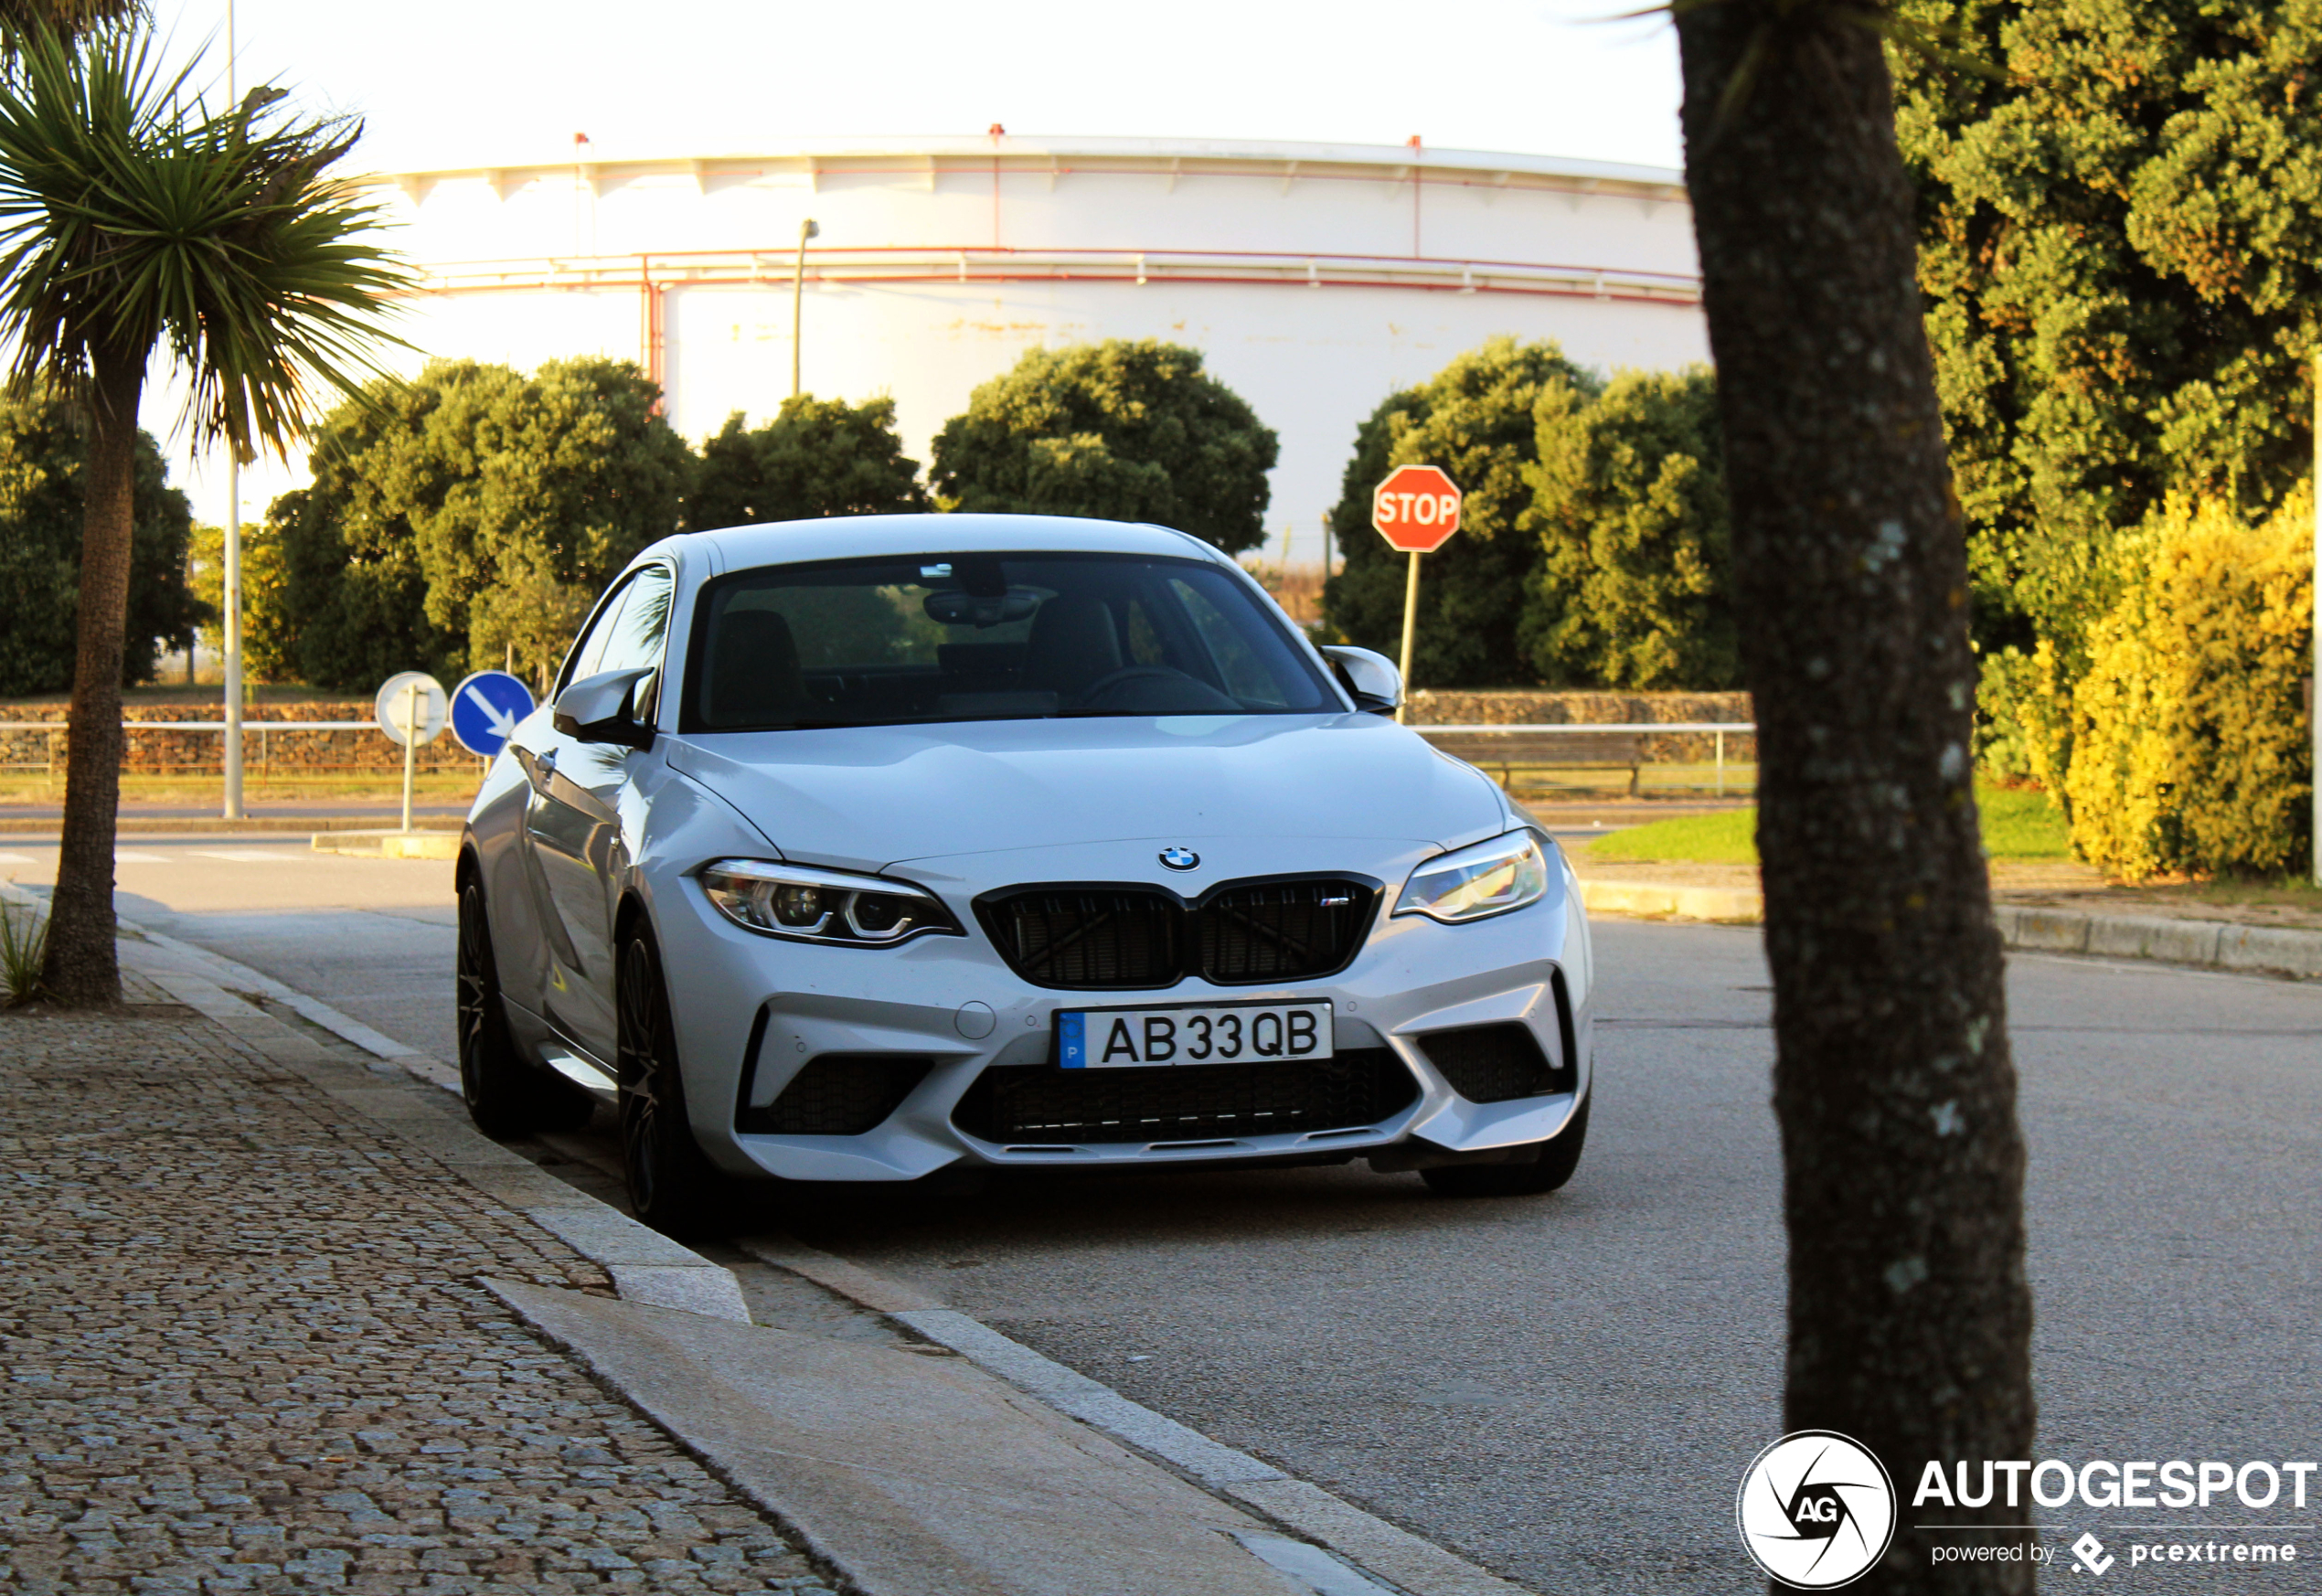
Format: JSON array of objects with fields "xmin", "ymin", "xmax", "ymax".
[{"xmin": 682, "ymin": 551, "xmax": 1337, "ymax": 731}]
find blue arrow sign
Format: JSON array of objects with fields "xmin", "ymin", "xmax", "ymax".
[{"xmin": 449, "ymin": 670, "xmax": 537, "ymax": 759}]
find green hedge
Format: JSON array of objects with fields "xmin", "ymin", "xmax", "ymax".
[{"xmin": 2061, "ymin": 493, "xmax": 2313, "ymax": 881}]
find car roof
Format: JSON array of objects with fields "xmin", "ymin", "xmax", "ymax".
[{"xmin": 671, "ymin": 513, "xmax": 1229, "ymax": 575}]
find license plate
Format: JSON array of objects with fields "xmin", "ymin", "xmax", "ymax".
[{"xmin": 1057, "ymin": 1002, "xmax": 1334, "ymax": 1069}]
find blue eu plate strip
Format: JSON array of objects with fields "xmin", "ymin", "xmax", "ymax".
[{"xmin": 1058, "ymin": 1011, "xmax": 1087, "ymax": 1069}]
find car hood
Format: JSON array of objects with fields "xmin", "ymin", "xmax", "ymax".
[{"xmin": 662, "ymin": 713, "xmax": 1507, "ymax": 873}]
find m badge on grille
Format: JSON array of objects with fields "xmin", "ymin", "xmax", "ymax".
[{"xmin": 1158, "ymin": 846, "xmax": 1200, "ymax": 871}]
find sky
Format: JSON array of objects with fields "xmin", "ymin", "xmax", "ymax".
[{"xmin": 148, "ymin": 0, "xmax": 1688, "ymax": 523}]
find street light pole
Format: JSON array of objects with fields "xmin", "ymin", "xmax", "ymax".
[
  {"xmin": 221, "ymin": 0, "xmax": 243, "ymax": 821},
  {"xmin": 791, "ymin": 218, "xmax": 819, "ymax": 399}
]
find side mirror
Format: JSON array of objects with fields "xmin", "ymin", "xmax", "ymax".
[
  {"xmin": 553, "ymin": 666, "xmax": 657, "ymax": 750},
  {"xmin": 1320, "ymin": 645, "xmax": 1402, "ymax": 717}
]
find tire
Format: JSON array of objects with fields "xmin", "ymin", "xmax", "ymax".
[
  {"xmin": 616, "ymin": 931, "xmax": 724, "ymax": 1235},
  {"xmin": 457, "ymin": 875, "xmax": 595, "ymax": 1139},
  {"xmin": 1420, "ymin": 1098, "xmax": 1590, "ymax": 1198}
]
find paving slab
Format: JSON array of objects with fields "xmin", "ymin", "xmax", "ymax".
[{"xmin": 0, "ymin": 1004, "xmax": 839, "ymax": 1595}]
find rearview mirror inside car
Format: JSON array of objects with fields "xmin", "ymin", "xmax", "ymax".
[
  {"xmin": 923, "ymin": 589, "xmax": 1041, "ymax": 628},
  {"xmin": 1319, "ymin": 645, "xmax": 1402, "ymax": 716},
  {"xmin": 553, "ymin": 666, "xmax": 657, "ymax": 750}
]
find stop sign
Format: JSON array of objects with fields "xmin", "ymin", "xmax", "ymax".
[{"xmin": 1371, "ymin": 463, "xmax": 1463, "ymax": 553}]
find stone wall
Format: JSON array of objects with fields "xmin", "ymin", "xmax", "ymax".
[{"xmin": 0, "ymin": 704, "xmax": 485, "ymax": 775}]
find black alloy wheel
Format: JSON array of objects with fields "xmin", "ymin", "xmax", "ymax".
[
  {"xmin": 616, "ymin": 931, "xmax": 723, "ymax": 1235},
  {"xmin": 1420, "ymin": 1096, "xmax": 1591, "ymax": 1198},
  {"xmin": 457, "ymin": 876, "xmax": 593, "ymax": 1138}
]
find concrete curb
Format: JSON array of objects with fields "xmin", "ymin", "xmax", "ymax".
[
  {"xmin": 310, "ymin": 827, "xmax": 463, "ymax": 859},
  {"xmin": 72, "ymin": 908, "xmax": 1534, "ymax": 1596},
  {"xmin": 747, "ymin": 1239, "xmax": 1530, "ymax": 1596},
  {"xmin": 1989, "ymin": 903, "xmax": 2322, "ymax": 979},
  {"xmin": 1577, "ymin": 879, "xmax": 1763, "ymax": 923},
  {"xmin": 483, "ymin": 1277, "xmax": 1343, "ymax": 1596},
  {"xmin": 1577, "ymin": 875, "xmax": 2322, "ymax": 980}
]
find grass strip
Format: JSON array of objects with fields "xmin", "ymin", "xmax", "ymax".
[{"xmin": 1582, "ymin": 784, "xmax": 2072, "ymax": 865}]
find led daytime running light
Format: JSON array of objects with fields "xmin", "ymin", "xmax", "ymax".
[
  {"xmin": 698, "ymin": 858, "xmax": 956, "ymax": 945},
  {"xmin": 1393, "ymin": 831, "xmax": 1551, "ymax": 923}
]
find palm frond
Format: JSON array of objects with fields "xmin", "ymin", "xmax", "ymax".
[
  {"xmin": 0, "ymin": 23, "xmax": 412, "ymax": 460},
  {"xmin": 0, "ymin": 0, "xmax": 146, "ymax": 58}
]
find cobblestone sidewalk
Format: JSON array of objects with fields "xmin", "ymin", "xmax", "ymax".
[{"xmin": 0, "ymin": 1001, "xmax": 837, "ymax": 1595}]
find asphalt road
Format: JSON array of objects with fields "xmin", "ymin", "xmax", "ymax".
[{"xmin": 7, "ymin": 833, "xmax": 2317, "ymax": 1592}]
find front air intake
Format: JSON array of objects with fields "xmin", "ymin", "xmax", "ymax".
[
  {"xmin": 952, "ymin": 1048, "xmax": 1419, "ymax": 1144},
  {"xmin": 1197, "ymin": 879, "xmax": 1371, "ymax": 984},
  {"xmin": 977, "ymin": 888, "xmax": 1182, "ymax": 988},
  {"xmin": 1420, "ymin": 1022, "xmax": 1570, "ymax": 1103},
  {"xmin": 976, "ymin": 876, "xmax": 1379, "ymax": 991},
  {"xmin": 738, "ymin": 1054, "xmax": 932, "ymax": 1135}
]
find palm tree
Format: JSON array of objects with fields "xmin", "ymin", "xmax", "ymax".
[
  {"xmin": 0, "ymin": 1, "xmax": 140, "ymax": 49},
  {"xmin": 0, "ymin": 26, "xmax": 410, "ymax": 1005}
]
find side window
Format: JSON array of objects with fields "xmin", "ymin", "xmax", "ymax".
[
  {"xmin": 561, "ymin": 579, "xmax": 635, "ymax": 692},
  {"xmin": 595, "ymin": 564, "xmax": 676, "ymax": 676}
]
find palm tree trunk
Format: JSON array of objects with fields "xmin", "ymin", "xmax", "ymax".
[
  {"xmin": 1671, "ymin": 6, "xmax": 2036, "ymax": 1590},
  {"xmin": 40, "ymin": 349, "xmax": 145, "ymax": 1006}
]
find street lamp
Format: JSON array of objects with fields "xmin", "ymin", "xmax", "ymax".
[
  {"xmin": 222, "ymin": 0, "xmax": 243, "ymax": 821},
  {"xmin": 792, "ymin": 218, "xmax": 819, "ymax": 400}
]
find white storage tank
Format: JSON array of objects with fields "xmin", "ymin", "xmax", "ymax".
[{"xmin": 357, "ymin": 134, "xmax": 1708, "ymax": 542}]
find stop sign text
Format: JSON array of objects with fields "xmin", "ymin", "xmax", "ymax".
[{"xmin": 1371, "ymin": 463, "xmax": 1463, "ymax": 553}]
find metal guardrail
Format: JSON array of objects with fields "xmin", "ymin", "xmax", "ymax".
[
  {"xmin": 1414, "ymin": 721, "xmax": 1759, "ymax": 794},
  {"xmin": 1413, "ymin": 721, "xmax": 1754, "ymax": 734},
  {"xmin": 1, "ymin": 718, "xmax": 1762, "ymax": 787},
  {"xmin": 0, "ymin": 721, "xmax": 375, "ymax": 731}
]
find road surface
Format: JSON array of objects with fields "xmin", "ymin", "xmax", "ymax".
[{"xmin": 5, "ymin": 832, "xmax": 2314, "ymax": 1591}]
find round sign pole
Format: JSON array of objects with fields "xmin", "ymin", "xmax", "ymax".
[
  {"xmin": 1369, "ymin": 463, "xmax": 1464, "ymax": 725},
  {"xmin": 374, "ymin": 672, "xmax": 447, "ymax": 836},
  {"xmin": 400, "ymin": 679, "xmax": 421, "ymax": 835},
  {"xmin": 1396, "ymin": 551, "xmax": 1423, "ymax": 726}
]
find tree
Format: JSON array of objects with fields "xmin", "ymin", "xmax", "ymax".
[
  {"xmin": 186, "ymin": 520, "xmax": 288, "ymax": 685},
  {"xmin": 688, "ymin": 394, "xmax": 928, "ymax": 531},
  {"xmin": 0, "ymin": 27, "xmax": 409, "ymax": 1005},
  {"xmin": 0, "ymin": 388, "xmax": 198, "ymax": 695},
  {"xmin": 1522, "ymin": 366, "xmax": 1736, "ymax": 689},
  {"xmin": 930, "ymin": 340, "xmax": 1276, "ymax": 554},
  {"xmin": 1673, "ymin": 4, "xmax": 2034, "ymax": 1588},
  {"xmin": 1320, "ymin": 338, "xmax": 1597, "ymax": 687},
  {"xmin": 265, "ymin": 358, "xmax": 692, "ymax": 690},
  {"xmin": 1892, "ymin": 1, "xmax": 2322, "ymax": 665}
]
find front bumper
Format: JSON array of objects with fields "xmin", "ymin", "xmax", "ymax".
[{"xmin": 651, "ymin": 840, "xmax": 1593, "ymax": 1183}]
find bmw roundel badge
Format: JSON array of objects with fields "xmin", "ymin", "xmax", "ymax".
[{"xmin": 1158, "ymin": 846, "xmax": 1201, "ymax": 872}]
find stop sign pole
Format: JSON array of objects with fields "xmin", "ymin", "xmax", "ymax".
[{"xmin": 1370, "ymin": 463, "xmax": 1464, "ymax": 723}]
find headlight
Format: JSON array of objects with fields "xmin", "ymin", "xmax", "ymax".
[
  {"xmin": 1393, "ymin": 830, "xmax": 1552, "ymax": 923},
  {"xmin": 697, "ymin": 859, "xmax": 962, "ymax": 946}
]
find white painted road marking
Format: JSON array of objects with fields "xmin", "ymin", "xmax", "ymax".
[
  {"xmin": 0, "ymin": 852, "xmax": 37, "ymax": 866},
  {"xmin": 114, "ymin": 850, "xmax": 173, "ymax": 864},
  {"xmin": 189, "ymin": 849, "xmax": 304, "ymax": 864}
]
